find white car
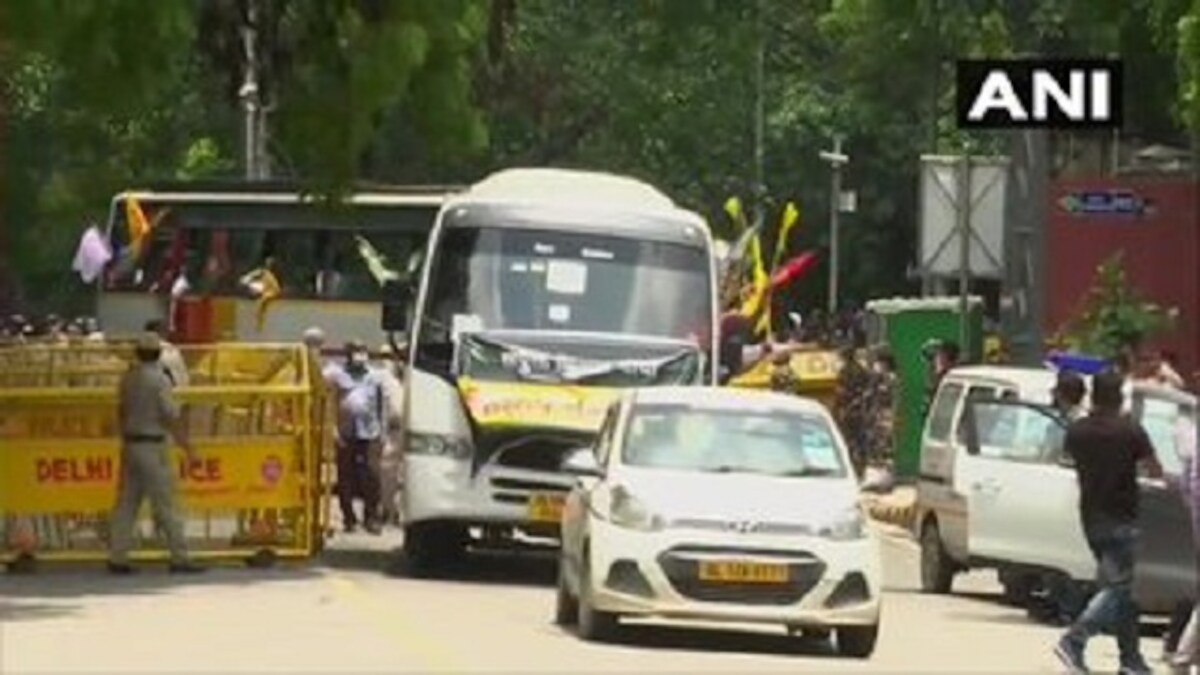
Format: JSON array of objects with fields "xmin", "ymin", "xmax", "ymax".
[{"xmin": 555, "ymin": 386, "xmax": 883, "ymax": 657}]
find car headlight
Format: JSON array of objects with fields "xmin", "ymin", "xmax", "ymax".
[
  {"xmin": 406, "ymin": 432, "xmax": 473, "ymax": 460},
  {"xmin": 819, "ymin": 506, "xmax": 867, "ymax": 541},
  {"xmin": 609, "ymin": 486, "xmax": 665, "ymax": 532}
]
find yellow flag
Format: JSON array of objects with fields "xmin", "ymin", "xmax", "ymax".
[
  {"xmin": 254, "ymin": 268, "xmax": 282, "ymax": 332},
  {"xmin": 126, "ymin": 197, "xmax": 151, "ymax": 257},
  {"xmin": 724, "ymin": 196, "xmax": 745, "ymax": 232},
  {"xmin": 771, "ymin": 202, "xmax": 800, "ymax": 271},
  {"xmin": 738, "ymin": 231, "xmax": 772, "ymax": 332}
]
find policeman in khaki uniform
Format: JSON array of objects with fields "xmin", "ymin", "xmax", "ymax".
[{"xmin": 107, "ymin": 332, "xmax": 204, "ymax": 574}]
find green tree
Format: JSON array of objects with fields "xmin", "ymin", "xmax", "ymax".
[
  {"xmin": 2, "ymin": 0, "xmax": 490, "ymax": 311},
  {"xmin": 1059, "ymin": 253, "xmax": 1178, "ymax": 357}
]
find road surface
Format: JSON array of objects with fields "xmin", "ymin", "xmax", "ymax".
[{"xmin": 0, "ymin": 524, "xmax": 1168, "ymax": 673}]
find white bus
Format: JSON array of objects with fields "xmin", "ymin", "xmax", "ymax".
[
  {"xmin": 387, "ymin": 168, "xmax": 719, "ymax": 571},
  {"xmin": 98, "ymin": 182, "xmax": 457, "ymax": 346}
]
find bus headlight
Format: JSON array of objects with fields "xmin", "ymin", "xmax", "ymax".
[{"xmin": 406, "ymin": 432, "xmax": 473, "ymax": 460}]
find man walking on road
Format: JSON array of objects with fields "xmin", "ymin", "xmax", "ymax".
[
  {"xmin": 328, "ymin": 340, "xmax": 392, "ymax": 535},
  {"xmin": 108, "ymin": 332, "xmax": 204, "ymax": 574},
  {"xmin": 1054, "ymin": 371, "xmax": 1163, "ymax": 674}
]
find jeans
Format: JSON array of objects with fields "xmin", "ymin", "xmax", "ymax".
[{"xmin": 1064, "ymin": 521, "xmax": 1142, "ymax": 664}]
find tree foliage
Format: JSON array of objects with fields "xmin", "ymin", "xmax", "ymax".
[
  {"xmin": 1058, "ymin": 253, "xmax": 1178, "ymax": 357},
  {"xmin": 2, "ymin": 0, "xmax": 1196, "ymax": 314}
]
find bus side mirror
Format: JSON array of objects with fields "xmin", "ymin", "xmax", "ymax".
[{"xmin": 381, "ymin": 280, "xmax": 413, "ymax": 333}]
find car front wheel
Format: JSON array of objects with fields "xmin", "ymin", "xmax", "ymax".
[
  {"xmin": 576, "ymin": 549, "xmax": 618, "ymax": 641},
  {"xmin": 836, "ymin": 624, "xmax": 879, "ymax": 658},
  {"xmin": 554, "ymin": 558, "xmax": 578, "ymax": 626}
]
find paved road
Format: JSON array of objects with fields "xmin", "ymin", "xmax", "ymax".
[{"xmin": 0, "ymin": 524, "xmax": 1168, "ymax": 673}]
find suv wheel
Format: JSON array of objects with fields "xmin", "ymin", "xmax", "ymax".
[{"xmin": 919, "ymin": 520, "xmax": 955, "ymax": 594}]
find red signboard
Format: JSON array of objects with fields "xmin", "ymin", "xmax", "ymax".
[{"xmin": 1046, "ymin": 177, "xmax": 1199, "ymax": 375}]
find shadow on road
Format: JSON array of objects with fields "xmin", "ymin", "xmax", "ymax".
[
  {"xmin": 318, "ymin": 532, "xmax": 559, "ymax": 588},
  {"xmin": 0, "ymin": 563, "xmax": 323, "ymax": 603},
  {"xmin": 570, "ymin": 621, "xmax": 848, "ymax": 660},
  {"xmin": 387, "ymin": 548, "xmax": 558, "ymax": 588},
  {"xmin": 0, "ymin": 600, "xmax": 79, "ymax": 623}
]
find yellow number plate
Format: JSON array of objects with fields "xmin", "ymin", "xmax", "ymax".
[
  {"xmin": 697, "ymin": 560, "xmax": 790, "ymax": 584},
  {"xmin": 528, "ymin": 493, "xmax": 566, "ymax": 523}
]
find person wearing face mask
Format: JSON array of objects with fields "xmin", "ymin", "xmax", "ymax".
[{"xmin": 327, "ymin": 340, "xmax": 392, "ymax": 534}]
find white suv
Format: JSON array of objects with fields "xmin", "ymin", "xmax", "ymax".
[{"xmin": 915, "ymin": 365, "xmax": 1196, "ymax": 615}]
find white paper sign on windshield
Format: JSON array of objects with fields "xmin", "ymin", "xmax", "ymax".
[
  {"xmin": 451, "ymin": 313, "xmax": 485, "ymax": 341},
  {"xmin": 545, "ymin": 259, "xmax": 587, "ymax": 295},
  {"xmin": 548, "ymin": 303, "xmax": 571, "ymax": 323}
]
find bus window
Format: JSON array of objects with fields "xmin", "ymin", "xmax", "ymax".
[{"xmin": 260, "ymin": 230, "xmax": 317, "ymax": 297}]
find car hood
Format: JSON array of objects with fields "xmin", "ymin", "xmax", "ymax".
[{"xmin": 616, "ymin": 467, "xmax": 860, "ymax": 526}]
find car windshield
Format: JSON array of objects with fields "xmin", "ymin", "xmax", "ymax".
[
  {"xmin": 418, "ymin": 225, "xmax": 711, "ymax": 345},
  {"xmin": 620, "ymin": 403, "xmax": 847, "ymax": 477}
]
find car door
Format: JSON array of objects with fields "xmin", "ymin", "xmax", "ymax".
[
  {"xmin": 1130, "ymin": 390, "xmax": 1197, "ymax": 611},
  {"xmin": 919, "ymin": 380, "xmax": 968, "ymax": 558},
  {"xmin": 960, "ymin": 398, "xmax": 1092, "ymax": 577}
]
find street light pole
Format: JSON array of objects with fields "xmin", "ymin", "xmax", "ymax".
[
  {"xmin": 820, "ymin": 136, "xmax": 849, "ymax": 314},
  {"xmin": 752, "ymin": 0, "xmax": 765, "ymax": 230},
  {"xmin": 239, "ymin": 0, "xmax": 261, "ymax": 180}
]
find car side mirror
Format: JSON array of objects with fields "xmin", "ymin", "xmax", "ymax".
[
  {"xmin": 381, "ymin": 280, "xmax": 413, "ymax": 333},
  {"xmin": 561, "ymin": 447, "xmax": 603, "ymax": 477}
]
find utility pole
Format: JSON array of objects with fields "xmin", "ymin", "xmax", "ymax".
[
  {"xmin": 820, "ymin": 136, "xmax": 849, "ymax": 314},
  {"xmin": 239, "ymin": 0, "xmax": 262, "ymax": 180},
  {"xmin": 956, "ymin": 155, "xmax": 973, "ymax": 353},
  {"xmin": 752, "ymin": 0, "xmax": 765, "ymax": 230}
]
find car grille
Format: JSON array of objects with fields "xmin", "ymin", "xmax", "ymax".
[
  {"xmin": 489, "ymin": 476, "xmax": 571, "ymax": 505},
  {"xmin": 657, "ymin": 545, "xmax": 827, "ymax": 605},
  {"xmin": 477, "ymin": 428, "xmax": 593, "ymax": 473},
  {"xmin": 669, "ymin": 517, "xmax": 817, "ymax": 537}
]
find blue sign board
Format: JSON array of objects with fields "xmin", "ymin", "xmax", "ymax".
[{"xmin": 1059, "ymin": 190, "xmax": 1153, "ymax": 216}]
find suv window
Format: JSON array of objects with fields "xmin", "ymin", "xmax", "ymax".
[
  {"xmin": 969, "ymin": 400, "xmax": 1062, "ymax": 463},
  {"xmin": 927, "ymin": 382, "xmax": 964, "ymax": 442},
  {"xmin": 956, "ymin": 386, "xmax": 998, "ymax": 443}
]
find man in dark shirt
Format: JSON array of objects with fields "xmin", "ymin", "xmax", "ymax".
[{"xmin": 1054, "ymin": 371, "xmax": 1163, "ymax": 675}]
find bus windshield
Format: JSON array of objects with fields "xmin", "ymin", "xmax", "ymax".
[{"xmin": 418, "ymin": 225, "xmax": 712, "ymax": 347}]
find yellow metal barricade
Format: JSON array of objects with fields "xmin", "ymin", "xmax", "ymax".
[
  {"xmin": 0, "ymin": 341, "xmax": 329, "ymax": 568},
  {"xmin": 727, "ymin": 347, "xmax": 841, "ymax": 410}
]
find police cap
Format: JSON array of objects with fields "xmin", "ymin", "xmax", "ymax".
[{"xmin": 136, "ymin": 332, "xmax": 163, "ymax": 353}]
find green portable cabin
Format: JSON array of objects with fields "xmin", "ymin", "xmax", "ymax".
[{"xmin": 864, "ymin": 296, "xmax": 985, "ymax": 479}]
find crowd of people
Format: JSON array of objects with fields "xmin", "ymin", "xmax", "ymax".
[{"xmin": 0, "ymin": 313, "xmax": 105, "ymax": 343}]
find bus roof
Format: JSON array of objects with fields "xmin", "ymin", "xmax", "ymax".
[
  {"xmin": 454, "ymin": 168, "xmax": 683, "ymax": 215},
  {"xmin": 111, "ymin": 180, "xmax": 462, "ymax": 207}
]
